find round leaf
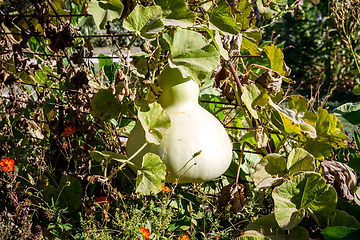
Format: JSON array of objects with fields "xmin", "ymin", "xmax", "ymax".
[
  {"xmin": 136, "ymin": 153, "xmax": 167, "ymax": 195},
  {"xmin": 287, "ymin": 148, "xmax": 316, "ymax": 176},
  {"xmin": 138, "ymin": 102, "xmax": 171, "ymax": 145},
  {"xmin": 254, "ymin": 154, "xmax": 287, "ymax": 189},
  {"xmin": 273, "ymin": 172, "xmax": 337, "ymax": 230}
]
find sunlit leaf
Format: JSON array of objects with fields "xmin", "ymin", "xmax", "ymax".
[
  {"xmin": 273, "ymin": 172, "xmax": 337, "ymax": 230},
  {"xmin": 321, "ymin": 226, "xmax": 357, "ymax": 240},
  {"xmin": 209, "ymin": 0, "xmax": 241, "ymax": 35},
  {"xmin": 163, "ymin": 27, "xmax": 220, "ymax": 84},
  {"xmin": 254, "ymin": 154, "xmax": 286, "ymax": 189},
  {"xmin": 136, "ymin": 153, "xmax": 167, "ymax": 195},
  {"xmin": 353, "ymin": 85, "xmax": 360, "ymax": 95},
  {"xmin": 263, "ymin": 44, "xmax": 287, "ymax": 76},
  {"xmin": 288, "ymin": 95, "xmax": 308, "ymax": 114},
  {"xmin": 88, "ymin": 0, "xmax": 124, "ymax": 29},
  {"xmin": 287, "ymin": 148, "xmax": 315, "ymax": 176},
  {"xmin": 123, "ymin": 5, "xmax": 164, "ymax": 40},
  {"xmin": 154, "ymin": 0, "xmax": 196, "ymax": 28},
  {"xmin": 236, "ymin": 0, "xmax": 255, "ymax": 29},
  {"xmin": 138, "ymin": 102, "xmax": 171, "ymax": 145}
]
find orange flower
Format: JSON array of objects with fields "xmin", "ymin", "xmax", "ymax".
[
  {"xmin": 138, "ymin": 227, "xmax": 151, "ymax": 240},
  {"xmin": 178, "ymin": 234, "xmax": 190, "ymax": 240},
  {"xmin": 62, "ymin": 126, "xmax": 76, "ymax": 137},
  {"xmin": 162, "ymin": 185, "xmax": 170, "ymax": 193},
  {"xmin": 0, "ymin": 157, "xmax": 15, "ymax": 172}
]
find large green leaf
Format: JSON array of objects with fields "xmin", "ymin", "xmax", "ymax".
[
  {"xmin": 163, "ymin": 27, "xmax": 220, "ymax": 84},
  {"xmin": 254, "ymin": 154, "xmax": 287, "ymax": 189},
  {"xmin": 273, "ymin": 172, "xmax": 337, "ymax": 230},
  {"xmin": 243, "ymin": 213, "xmax": 309, "ymax": 240},
  {"xmin": 263, "ymin": 44, "xmax": 287, "ymax": 76},
  {"xmin": 123, "ymin": 5, "xmax": 164, "ymax": 40},
  {"xmin": 138, "ymin": 102, "xmax": 171, "ymax": 145},
  {"xmin": 154, "ymin": 0, "xmax": 196, "ymax": 28},
  {"xmin": 304, "ymin": 139, "xmax": 332, "ymax": 160},
  {"xmin": 287, "ymin": 148, "xmax": 315, "ymax": 176},
  {"xmin": 236, "ymin": 0, "xmax": 255, "ymax": 29},
  {"xmin": 209, "ymin": 0, "xmax": 241, "ymax": 35},
  {"xmin": 90, "ymin": 88, "xmax": 123, "ymax": 120},
  {"xmin": 353, "ymin": 85, "xmax": 360, "ymax": 95},
  {"xmin": 136, "ymin": 153, "xmax": 167, "ymax": 195},
  {"xmin": 88, "ymin": 0, "xmax": 124, "ymax": 29}
]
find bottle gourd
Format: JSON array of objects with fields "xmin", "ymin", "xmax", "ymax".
[{"xmin": 126, "ymin": 66, "xmax": 233, "ymax": 183}]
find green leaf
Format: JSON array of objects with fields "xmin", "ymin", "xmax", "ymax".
[
  {"xmin": 154, "ymin": 0, "xmax": 196, "ymax": 28},
  {"xmin": 163, "ymin": 27, "xmax": 220, "ymax": 84},
  {"xmin": 241, "ymin": 83, "xmax": 267, "ymax": 119},
  {"xmin": 236, "ymin": 0, "xmax": 255, "ymax": 29},
  {"xmin": 88, "ymin": 0, "xmax": 124, "ymax": 29},
  {"xmin": 263, "ymin": 44, "xmax": 287, "ymax": 76},
  {"xmin": 331, "ymin": 101, "xmax": 360, "ymax": 125},
  {"xmin": 254, "ymin": 154, "xmax": 286, "ymax": 189},
  {"xmin": 242, "ymin": 35, "xmax": 261, "ymax": 56},
  {"xmin": 123, "ymin": 5, "xmax": 164, "ymax": 40},
  {"xmin": 304, "ymin": 139, "xmax": 332, "ymax": 160},
  {"xmin": 321, "ymin": 226, "xmax": 357, "ymax": 240},
  {"xmin": 98, "ymin": 54, "xmax": 113, "ymax": 68},
  {"xmin": 90, "ymin": 88, "xmax": 123, "ymax": 120},
  {"xmin": 287, "ymin": 148, "xmax": 315, "ymax": 176},
  {"xmin": 270, "ymin": 99, "xmax": 302, "ymax": 135},
  {"xmin": 288, "ymin": 95, "xmax": 308, "ymax": 114},
  {"xmin": 243, "ymin": 213, "xmax": 309, "ymax": 240},
  {"xmin": 209, "ymin": 0, "xmax": 241, "ymax": 35},
  {"xmin": 328, "ymin": 209, "xmax": 360, "ymax": 229},
  {"xmin": 136, "ymin": 153, "xmax": 167, "ymax": 195},
  {"xmin": 138, "ymin": 102, "xmax": 171, "ymax": 145},
  {"xmin": 256, "ymin": 0, "xmax": 277, "ymax": 19},
  {"xmin": 353, "ymin": 85, "xmax": 360, "ymax": 95},
  {"xmin": 273, "ymin": 172, "xmax": 337, "ymax": 230}
]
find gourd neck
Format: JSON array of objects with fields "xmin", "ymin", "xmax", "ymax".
[{"xmin": 157, "ymin": 66, "xmax": 200, "ymax": 108}]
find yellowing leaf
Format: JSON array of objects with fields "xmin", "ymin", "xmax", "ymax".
[{"xmin": 263, "ymin": 44, "xmax": 287, "ymax": 76}]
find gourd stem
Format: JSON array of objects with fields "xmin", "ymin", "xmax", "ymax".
[{"xmin": 128, "ymin": 142, "xmax": 148, "ymax": 162}]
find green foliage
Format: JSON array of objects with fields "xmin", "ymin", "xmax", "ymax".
[{"xmin": 1, "ymin": 0, "xmax": 360, "ymax": 239}]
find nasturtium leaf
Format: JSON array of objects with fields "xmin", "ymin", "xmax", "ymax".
[
  {"xmin": 88, "ymin": 0, "xmax": 124, "ymax": 29},
  {"xmin": 123, "ymin": 5, "xmax": 164, "ymax": 40},
  {"xmin": 353, "ymin": 85, "xmax": 360, "ymax": 95},
  {"xmin": 287, "ymin": 148, "xmax": 316, "ymax": 176},
  {"xmin": 90, "ymin": 88, "xmax": 123, "ymax": 120},
  {"xmin": 243, "ymin": 213, "xmax": 309, "ymax": 240},
  {"xmin": 263, "ymin": 44, "xmax": 287, "ymax": 76},
  {"xmin": 273, "ymin": 172, "xmax": 337, "ymax": 230},
  {"xmin": 254, "ymin": 154, "xmax": 287, "ymax": 189},
  {"xmin": 321, "ymin": 226, "xmax": 357, "ymax": 240},
  {"xmin": 288, "ymin": 95, "xmax": 308, "ymax": 114},
  {"xmin": 209, "ymin": 0, "xmax": 241, "ymax": 35},
  {"xmin": 154, "ymin": 0, "xmax": 196, "ymax": 28},
  {"xmin": 162, "ymin": 27, "xmax": 220, "ymax": 84},
  {"xmin": 136, "ymin": 153, "xmax": 167, "ymax": 195},
  {"xmin": 138, "ymin": 102, "xmax": 171, "ymax": 145}
]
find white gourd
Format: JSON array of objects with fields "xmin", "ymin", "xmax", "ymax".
[{"xmin": 126, "ymin": 66, "xmax": 233, "ymax": 183}]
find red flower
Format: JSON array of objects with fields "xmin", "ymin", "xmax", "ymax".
[
  {"xmin": 178, "ymin": 234, "xmax": 190, "ymax": 240},
  {"xmin": 62, "ymin": 126, "xmax": 76, "ymax": 137},
  {"xmin": 0, "ymin": 157, "xmax": 15, "ymax": 172},
  {"xmin": 138, "ymin": 227, "xmax": 151, "ymax": 240}
]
